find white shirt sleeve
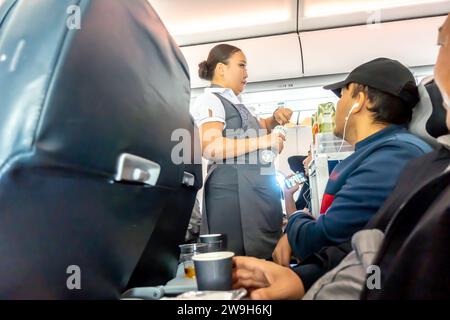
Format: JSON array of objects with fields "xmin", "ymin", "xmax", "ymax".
[{"xmin": 190, "ymin": 92, "xmax": 226, "ymax": 128}]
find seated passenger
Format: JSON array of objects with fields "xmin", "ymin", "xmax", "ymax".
[
  {"xmin": 285, "ymin": 152, "xmax": 312, "ymax": 215},
  {"xmin": 233, "ymin": 76, "xmax": 449, "ymax": 300},
  {"xmin": 272, "ymin": 58, "xmax": 432, "ymax": 268},
  {"xmin": 362, "ymin": 13, "xmax": 450, "ymax": 300},
  {"xmin": 232, "ymin": 15, "xmax": 450, "ymax": 298}
]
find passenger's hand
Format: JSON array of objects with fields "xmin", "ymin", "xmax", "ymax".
[
  {"xmin": 273, "ymin": 107, "xmax": 293, "ymax": 125},
  {"xmin": 303, "ymin": 152, "xmax": 313, "ymax": 176},
  {"xmin": 272, "ymin": 234, "xmax": 292, "ymax": 267},
  {"xmin": 283, "ymin": 173, "xmax": 300, "ymax": 196},
  {"xmin": 232, "ymin": 256, "xmax": 305, "ymax": 300}
]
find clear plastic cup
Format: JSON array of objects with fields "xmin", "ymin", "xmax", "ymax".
[
  {"xmin": 178, "ymin": 243, "xmax": 209, "ymax": 278},
  {"xmin": 199, "ymin": 234, "xmax": 226, "ymax": 252},
  {"xmin": 261, "ymin": 125, "xmax": 287, "ymax": 163}
]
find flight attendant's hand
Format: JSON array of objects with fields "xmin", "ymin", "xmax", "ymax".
[
  {"xmin": 232, "ymin": 256, "xmax": 305, "ymax": 300},
  {"xmin": 272, "ymin": 234, "xmax": 292, "ymax": 267},
  {"xmin": 273, "ymin": 107, "xmax": 293, "ymax": 125},
  {"xmin": 269, "ymin": 131, "xmax": 286, "ymax": 154}
]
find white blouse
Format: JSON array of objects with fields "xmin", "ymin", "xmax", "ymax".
[{"xmin": 190, "ymin": 87, "xmax": 257, "ymax": 129}]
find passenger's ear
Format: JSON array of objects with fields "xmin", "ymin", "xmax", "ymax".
[{"xmin": 354, "ymin": 90, "xmax": 367, "ymax": 114}]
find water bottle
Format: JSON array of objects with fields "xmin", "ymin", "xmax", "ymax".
[{"xmin": 261, "ymin": 125, "xmax": 287, "ymax": 163}]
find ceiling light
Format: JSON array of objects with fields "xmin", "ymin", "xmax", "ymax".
[
  {"xmin": 167, "ymin": 10, "xmax": 291, "ymax": 36},
  {"xmin": 303, "ymin": 0, "xmax": 448, "ymax": 17}
]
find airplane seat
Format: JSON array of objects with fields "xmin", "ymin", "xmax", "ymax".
[
  {"xmin": 409, "ymin": 77, "xmax": 448, "ymax": 147},
  {"xmin": 0, "ymin": 0, "xmax": 201, "ymax": 299}
]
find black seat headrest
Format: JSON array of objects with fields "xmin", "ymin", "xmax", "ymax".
[{"xmin": 409, "ymin": 77, "xmax": 448, "ymax": 147}]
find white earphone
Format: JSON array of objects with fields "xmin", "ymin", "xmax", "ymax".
[
  {"xmin": 339, "ymin": 103, "xmax": 359, "ymax": 153},
  {"xmin": 345, "ymin": 103, "xmax": 359, "ymax": 121}
]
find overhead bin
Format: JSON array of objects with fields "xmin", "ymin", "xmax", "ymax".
[
  {"xmin": 180, "ymin": 33, "xmax": 303, "ymax": 88},
  {"xmin": 148, "ymin": 0, "xmax": 297, "ymax": 46},
  {"xmin": 149, "ymin": 0, "xmax": 450, "ymax": 46},
  {"xmin": 299, "ymin": 0, "xmax": 450, "ymax": 30},
  {"xmin": 151, "ymin": 0, "xmax": 448, "ymax": 88},
  {"xmin": 300, "ymin": 16, "xmax": 446, "ymax": 77}
]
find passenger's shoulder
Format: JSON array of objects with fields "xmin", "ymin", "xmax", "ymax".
[{"xmin": 382, "ymin": 132, "xmax": 432, "ymax": 154}]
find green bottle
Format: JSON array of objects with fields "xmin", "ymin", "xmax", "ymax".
[{"xmin": 317, "ymin": 102, "xmax": 335, "ymax": 133}]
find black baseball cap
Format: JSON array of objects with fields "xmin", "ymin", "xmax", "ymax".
[{"xmin": 323, "ymin": 58, "xmax": 419, "ymax": 107}]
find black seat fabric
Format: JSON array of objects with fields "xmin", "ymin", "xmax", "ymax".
[
  {"xmin": 409, "ymin": 77, "xmax": 448, "ymax": 147},
  {"xmin": 0, "ymin": 0, "xmax": 201, "ymax": 299}
]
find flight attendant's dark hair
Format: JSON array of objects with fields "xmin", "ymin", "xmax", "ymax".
[{"xmin": 198, "ymin": 44, "xmax": 242, "ymax": 81}]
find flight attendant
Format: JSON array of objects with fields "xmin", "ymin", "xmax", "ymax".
[{"xmin": 190, "ymin": 44, "xmax": 293, "ymax": 259}]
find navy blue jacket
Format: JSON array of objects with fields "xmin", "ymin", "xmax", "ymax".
[{"xmin": 285, "ymin": 125, "xmax": 432, "ymax": 261}]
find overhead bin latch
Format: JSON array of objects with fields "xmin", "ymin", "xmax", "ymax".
[{"xmin": 115, "ymin": 153, "xmax": 161, "ymax": 186}]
